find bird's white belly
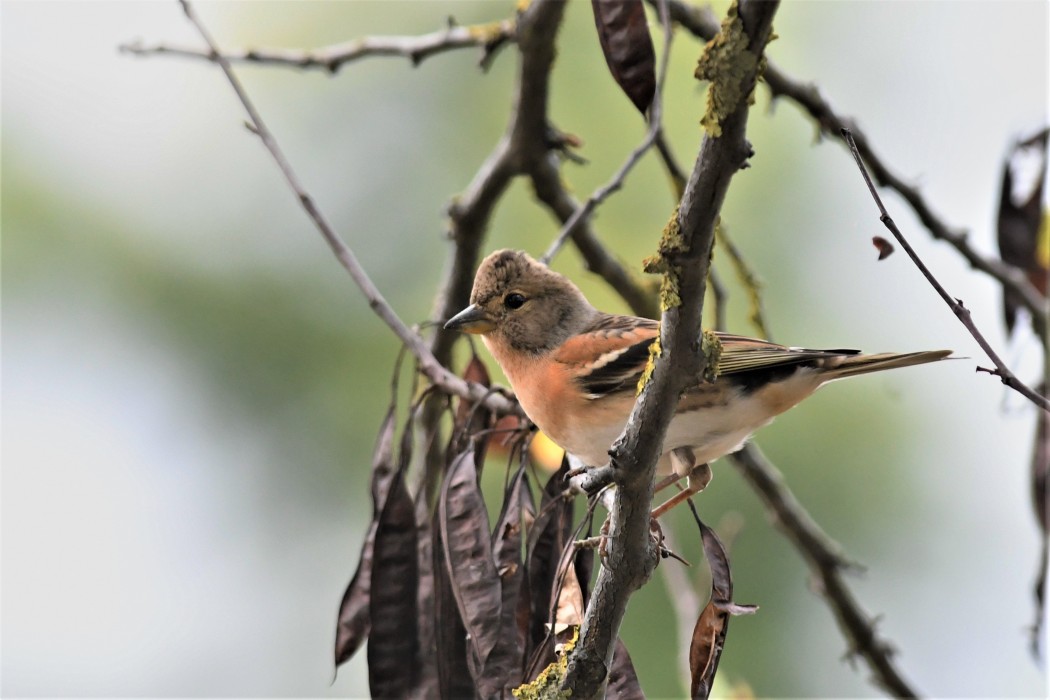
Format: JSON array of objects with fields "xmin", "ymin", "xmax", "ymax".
[{"xmin": 563, "ymin": 372, "xmax": 822, "ymax": 472}]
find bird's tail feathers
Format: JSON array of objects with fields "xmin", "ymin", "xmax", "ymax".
[{"xmin": 821, "ymin": 349, "xmax": 953, "ymax": 381}]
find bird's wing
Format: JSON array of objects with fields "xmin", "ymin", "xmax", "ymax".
[
  {"xmin": 559, "ymin": 319, "xmax": 861, "ymax": 400},
  {"xmin": 555, "ymin": 314, "xmax": 659, "ymax": 399},
  {"xmin": 716, "ymin": 333, "xmax": 857, "ymax": 371}
]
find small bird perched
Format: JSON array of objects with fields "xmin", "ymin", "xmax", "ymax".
[{"xmin": 445, "ymin": 249, "xmax": 950, "ymax": 490}]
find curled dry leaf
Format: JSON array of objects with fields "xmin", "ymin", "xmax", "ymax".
[
  {"xmin": 1034, "ymin": 386, "xmax": 1049, "ymax": 534},
  {"xmin": 872, "ymin": 235, "xmax": 895, "ymax": 260},
  {"xmin": 607, "ymin": 638, "xmax": 645, "ymax": 700},
  {"xmin": 1030, "ymin": 383, "xmax": 1049, "ymax": 654},
  {"xmin": 552, "ymin": 556, "xmax": 586, "ymax": 638},
  {"xmin": 366, "ymin": 468, "xmax": 420, "ymax": 698},
  {"xmin": 997, "ymin": 127, "xmax": 1048, "ymax": 332},
  {"xmin": 439, "ymin": 448, "xmax": 504, "ymax": 692},
  {"xmin": 430, "ymin": 506, "xmax": 475, "ymax": 698},
  {"xmin": 525, "ymin": 457, "xmax": 575, "ymax": 674},
  {"xmin": 412, "ymin": 506, "xmax": 440, "ymax": 699},
  {"xmin": 334, "ymin": 402, "xmax": 397, "ymax": 668},
  {"xmin": 689, "ymin": 519, "xmax": 757, "ymax": 699},
  {"xmin": 484, "ymin": 465, "xmax": 533, "ymax": 692},
  {"xmin": 591, "ymin": 0, "xmax": 657, "ymax": 115},
  {"xmin": 452, "ymin": 352, "xmax": 494, "ymax": 458}
]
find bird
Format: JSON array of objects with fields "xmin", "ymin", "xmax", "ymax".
[{"xmin": 444, "ymin": 249, "xmax": 950, "ymax": 506}]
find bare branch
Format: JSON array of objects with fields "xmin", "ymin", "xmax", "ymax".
[
  {"xmin": 562, "ymin": 2, "xmax": 780, "ymax": 696},
  {"xmin": 173, "ymin": 0, "xmax": 520, "ymax": 418},
  {"xmin": 660, "ymin": 0, "xmax": 1048, "ymax": 345},
  {"xmin": 842, "ymin": 129, "xmax": 1050, "ymax": 413},
  {"xmin": 120, "ymin": 18, "xmax": 515, "ymax": 72},
  {"xmin": 730, "ymin": 444, "xmax": 919, "ymax": 698},
  {"xmin": 540, "ymin": 0, "xmax": 675, "ymax": 267},
  {"xmin": 430, "ymin": 136, "xmax": 517, "ymax": 368},
  {"xmin": 538, "ymin": 126, "xmax": 662, "ymax": 267}
]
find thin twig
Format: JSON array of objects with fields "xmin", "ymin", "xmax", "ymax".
[
  {"xmin": 530, "ymin": 159, "xmax": 660, "ymax": 319},
  {"xmin": 714, "ymin": 222, "xmax": 772, "ymax": 340},
  {"xmin": 708, "ymin": 267, "xmax": 728, "ymax": 334},
  {"xmin": 730, "ymin": 443, "xmax": 919, "ymax": 698},
  {"xmin": 540, "ymin": 0, "xmax": 675, "ymax": 266},
  {"xmin": 120, "ymin": 18, "xmax": 515, "ymax": 72},
  {"xmin": 842, "ymin": 129, "xmax": 1050, "ymax": 413},
  {"xmin": 659, "ymin": 0, "xmax": 1047, "ymax": 345},
  {"xmin": 539, "ymin": 126, "xmax": 662, "ymax": 266},
  {"xmin": 174, "ymin": 0, "xmax": 520, "ymax": 418}
]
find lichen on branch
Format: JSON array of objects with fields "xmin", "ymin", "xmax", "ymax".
[
  {"xmin": 643, "ymin": 204, "xmax": 687, "ymax": 310},
  {"xmin": 694, "ymin": 0, "xmax": 763, "ymax": 137},
  {"xmin": 700, "ymin": 329, "xmax": 722, "ymax": 382}
]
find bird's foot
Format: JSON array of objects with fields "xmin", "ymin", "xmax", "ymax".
[{"xmin": 651, "ymin": 456, "xmax": 712, "ymax": 520}]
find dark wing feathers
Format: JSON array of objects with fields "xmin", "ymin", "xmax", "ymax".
[
  {"xmin": 576, "ymin": 337, "xmax": 654, "ymax": 397},
  {"xmin": 572, "ymin": 323, "xmax": 861, "ymax": 400}
]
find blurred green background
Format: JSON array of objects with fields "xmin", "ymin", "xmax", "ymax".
[{"xmin": 3, "ymin": 1, "xmax": 1047, "ymax": 697}]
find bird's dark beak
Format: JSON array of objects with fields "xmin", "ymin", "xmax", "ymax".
[{"xmin": 444, "ymin": 304, "xmax": 495, "ymax": 334}]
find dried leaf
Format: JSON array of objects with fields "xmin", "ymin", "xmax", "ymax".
[
  {"xmin": 439, "ymin": 449, "xmax": 504, "ymax": 692},
  {"xmin": 1035, "ymin": 390, "xmax": 1050, "ymax": 534},
  {"xmin": 997, "ymin": 127, "xmax": 1048, "ymax": 332},
  {"xmin": 592, "ymin": 0, "xmax": 657, "ymax": 115},
  {"xmin": 333, "ymin": 522, "xmax": 377, "ymax": 668},
  {"xmin": 689, "ymin": 519, "xmax": 757, "ymax": 699},
  {"xmin": 872, "ymin": 235, "xmax": 894, "ymax": 261},
  {"xmin": 606, "ymin": 638, "xmax": 645, "ymax": 700},
  {"xmin": 574, "ymin": 518, "xmax": 595, "ymax": 607},
  {"xmin": 452, "ymin": 353, "xmax": 496, "ymax": 471},
  {"xmin": 430, "ymin": 507, "xmax": 475, "ymax": 698},
  {"xmin": 367, "ymin": 469, "xmax": 420, "ymax": 698},
  {"xmin": 334, "ymin": 403, "xmax": 397, "ymax": 667},
  {"xmin": 412, "ymin": 506, "xmax": 440, "ymax": 699},
  {"xmin": 525, "ymin": 457, "xmax": 574, "ymax": 668},
  {"xmin": 1030, "ymin": 383, "xmax": 1049, "ymax": 654},
  {"xmin": 552, "ymin": 559, "xmax": 585, "ymax": 636},
  {"xmin": 454, "ymin": 353, "xmax": 492, "ymax": 430},
  {"xmin": 481, "ymin": 465, "xmax": 534, "ymax": 691}
]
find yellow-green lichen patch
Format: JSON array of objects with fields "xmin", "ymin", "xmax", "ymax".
[
  {"xmin": 512, "ymin": 628, "xmax": 577, "ymax": 699},
  {"xmin": 467, "ymin": 20, "xmax": 510, "ymax": 43},
  {"xmin": 643, "ymin": 205, "xmax": 686, "ymax": 311},
  {"xmin": 657, "ymin": 203, "xmax": 685, "ymax": 254},
  {"xmin": 694, "ymin": 1, "xmax": 756, "ymax": 137},
  {"xmin": 642, "ymin": 256, "xmax": 682, "ymax": 312},
  {"xmin": 636, "ymin": 336, "xmax": 662, "ymax": 395},
  {"xmin": 700, "ymin": 329, "xmax": 722, "ymax": 382}
]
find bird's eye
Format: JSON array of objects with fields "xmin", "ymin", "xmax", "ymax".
[{"xmin": 504, "ymin": 293, "xmax": 526, "ymax": 310}]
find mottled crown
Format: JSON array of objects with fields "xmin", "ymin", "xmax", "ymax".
[
  {"xmin": 470, "ymin": 249, "xmax": 572, "ymax": 305},
  {"xmin": 468, "ymin": 249, "xmax": 598, "ymax": 353}
]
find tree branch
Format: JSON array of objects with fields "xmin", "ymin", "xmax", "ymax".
[
  {"xmin": 173, "ymin": 0, "xmax": 520, "ymax": 418},
  {"xmin": 430, "ymin": 135, "xmax": 517, "ymax": 368},
  {"xmin": 730, "ymin": 444, "xmax": 919, "ymax": 698},
  {"xmin": 562, "ymin": 3, "xmax": 780, "ymax": 696},
  {"xmin": 842, "ymin": 129, "xmax": 1050, "ymax": 413},
  {"xmin": 120, "ymin": 18, "xmax": 515, "ymax": 72},
  {"xmin": 431, "ymin": 0, "xmax": 666, "ymax": 361},
  {"xmin": 420, "ymin": 1, "xmax": 562, "ymax": 498},
  {"xmin": 660, "ymin": 0, "xmax": 1048, "ymax": 345}
]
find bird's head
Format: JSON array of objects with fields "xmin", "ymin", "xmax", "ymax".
[{"xmin": 444, "ymin": 249, "xmax": 597, "ymax": 354}]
